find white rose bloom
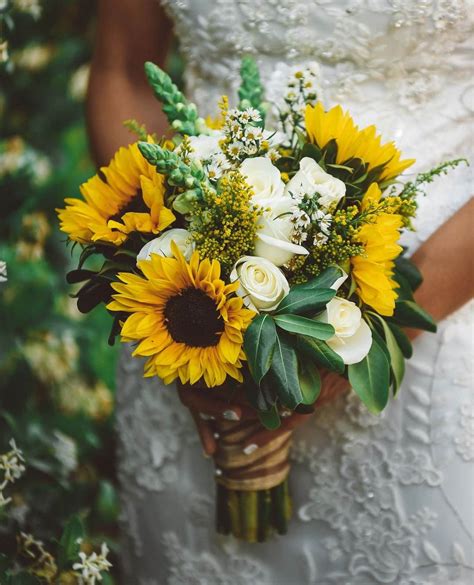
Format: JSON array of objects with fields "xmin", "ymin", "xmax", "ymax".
[
  {"xmin": 322, "ymin": 297, "xmax": 372, "ymax": 365},
  {"xmin": 255, "ymin": 198, "xmax": 309, "ymax": 266},
  {"xmin": 285, "ymin": 157, "xmax": 346, "ymax": 208},
  {"xmin": 240, "ymin": 157, "xmax": 285, "ymax": 203},
  {"xmin": 230, "ymin": 256, "xmax": 290, "ymax": 312},
  {"xmin": 137, "ymin": 229, "xmax": 194, "ymax": 263},
  {"xmin": 187, "ymin": 131, "xmax": 224, "ymax": 162}
]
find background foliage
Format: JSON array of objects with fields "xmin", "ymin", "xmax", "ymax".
[{"xmin": 0, "ymin": 1, "xmax": 137, "ymax": 580}]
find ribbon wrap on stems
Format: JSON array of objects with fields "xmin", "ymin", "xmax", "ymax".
[{"xmin": 178, "ymin": 380, "xmax": 293, "ymax": 542}]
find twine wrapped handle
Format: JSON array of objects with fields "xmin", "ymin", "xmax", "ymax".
[
  {"xmin": 214, "ymin": 419, "xmax": 292, "ymax": 491},
  {"xmin": 179, "ymin": 380, "xmax": 294, "ymax": 541}
]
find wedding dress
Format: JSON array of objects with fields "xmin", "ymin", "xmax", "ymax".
[{"xmin": 116, "ymin": 2, "xmax": 474, "ymax": 583}]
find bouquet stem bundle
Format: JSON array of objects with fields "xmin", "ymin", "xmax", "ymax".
[{"xmin": 213, "ymin": 418, "xmax": 293, "ymax": 542}]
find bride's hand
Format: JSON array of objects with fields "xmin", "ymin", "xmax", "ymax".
[
  {"xmin": 179, "ymin": 371, "xmax": 350, "ymax": 456},
  {"xmin": 238, "ymin": 371, "xmax": 349, "ymax": 455}
]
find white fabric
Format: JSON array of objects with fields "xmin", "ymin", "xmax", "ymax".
[{"xmin": 116, "ymin": 2, "xmax": 474, "ymax": 583}]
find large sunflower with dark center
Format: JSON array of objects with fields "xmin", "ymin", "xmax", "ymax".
[
  {"xmin": 57, "ymin": 139, "xmax": 175, "ymax": 246},
  {"xmin": 107, "ymin": 243, "xmax": 255, "ymax": 387}
]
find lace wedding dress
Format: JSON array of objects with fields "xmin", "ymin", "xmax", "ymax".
[{"xmin": 116, "ymin": 2, "xmax": 474, "ymax": 583}]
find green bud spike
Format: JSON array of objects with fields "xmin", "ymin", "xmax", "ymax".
[
  {"xmin": 138, "ymin": 142, "xmax": 206, "ymax": 197},
  {"xmin": 238, "ymin": 57, "xmax": 266, "ymax": 120},
  {"xmin": 144, "ymin": 61, "xmax": 204, "ymax": 136}
]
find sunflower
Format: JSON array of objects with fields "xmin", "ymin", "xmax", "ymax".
[
  {"xmin": 107, "ymin": 243, "xmax": 255, "ymax": 387},
  {"xmin": 57, "ymin": 140, "xmax": 175, "ymax": 246},
  {"xmin": 351, "ymin": 185, "xmax": 403, "ymax": 316},
  {"xmin": 305, "ymin": 102, "xmax": 415, "ymax": 183}
]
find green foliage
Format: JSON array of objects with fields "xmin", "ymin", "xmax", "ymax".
[
  {"xmin": 238, "ymin": 57, "xmax": 266, "ymax": 118},
  {"xmin": 0, "ymin": 1, "xmax": 119, "ymax": 580},
  {"xmin": 274, "ymin": 314, "xmax": 334, "ymax": 340},
  {"xmin": 391, "ymin": 300, "xmax": 437, "ymax": 332},
  {"xmin": 275, "ymin": 286, "xmax": 335, "ymax": 315},
  {"xmin": 243, "ymin": 314, "xmax": 277, "ymax": 385},
  {"xmin": 58, "ymin": 516, "xmax": 85, "ymax": 569},
  {"xmin": 269, "ymin": 333, "xmax": 302, "ymax": 409},
  {"xmin": 348, "ymin": 338, "xmax": 390, "ymax": 413},
  {"xmin": 145, "ymin": 60, "xmax": 203, "ymax": 135}
]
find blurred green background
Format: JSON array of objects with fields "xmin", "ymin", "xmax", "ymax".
[{"xmin": 0, "ymin": 1, "xmax": 181, "ymax": 581}]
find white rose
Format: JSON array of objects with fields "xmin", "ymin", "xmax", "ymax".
[
  {"xmin": 230, "ymin": 256, "xmax": 290, "ymax": 312},
  {"xmin": 322, "ymin": 297, "xmax": 372, "ymax": 365},
  {"xmin": 187, "ymin": 131, "xmax": 223, "ymax": 161},
  {"xmin": 285, "ymin": 157, "xmax": 346, "ymax": 208},
  {"xmin": 255, "ymin": 198, "xmax": 309, "ymax": 266},
  {"xmin": 137, "ymin": 229, "xmax": 194, "ymax": 263},
  {"xmin": 240, "ymin": 157, "xmax": 285, "ymax": 203}
]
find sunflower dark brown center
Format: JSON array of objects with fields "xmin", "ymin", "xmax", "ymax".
[
  {"xmin": 108, "ymin": 189, "xmax": 148, "ymax": 224},
  {"xmin": 164, "ymin": 287, "xmax": 224, "ymax": 347}
]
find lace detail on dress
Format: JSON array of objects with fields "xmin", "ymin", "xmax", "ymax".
[
  {"xmin": 162, "ymin": 532, "xmax": 272, "ymax": 585},
  {"xmin": 160, "ymin": 0, "xmax": 473, "ymax": 112},
  {"xmin": 116, "ymin": 350, "xmax": 194, "ymax": 498},
  {"xmin": 292, "ymin": 304, "xmax": 474, "ymax": 584}
]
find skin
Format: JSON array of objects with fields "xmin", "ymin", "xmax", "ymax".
[{"xmin": 88, "ymin": 1, "xmax": 474, "ymax": 456}]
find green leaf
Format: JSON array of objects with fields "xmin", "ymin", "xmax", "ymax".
[
  {"xmin": 258, "ymin": 404, "xmax": 281, "ymax": 430},
  {"xmin": 395, "ymin": 255, "xmax": 423, "ymax": 291},
  {"xmin": 392, "ymin": 300, "xmax": 437, "ymax": 333},
  {"xmin": 244, "ymin": 315, "xmax": 277, "ymax": 384},
  {"xmin": 58, "ymin": 515, "xmax": 85, "ymax": 569},
  {"xmin": 300, "ymin": 142, "xmax": 322, "ymax": 162},
  {"xmin": 295, "ymin": 266, "xmax": 345, "ymax": 292},
  {"xmin": 387, "ymin": 322, "xmax": 413, "ymax": 359},
  {"xmin": 376, "ymin": 316, "xmax": 406, "ymax": 394},
  {"xmin": 9, "ymin": 573, "xmax": 41, "ymax": 585},
  {"xmin": 298, "ymin": 360, "xmax": 321, "ymax": 405},
  {"xmin": 393, "ymin": 270, "xmax": 414, "ymax": 301},
  {"xmin": 270, "ymin": 334, "xmax": 303, "ymax": 409},
  {"xmin": 296, "ymin": 335, "xmax": 345, "ymax": 374},
  {"xmin": 274, "ymin": 314, "xmax": 335, "ymax": 340},
  {"xmin": 276, "ymin": 287, "xmax": 335, "ymax": 316},
  {"xmin": 348, "ymin": 338, "xmax": 390, "ymax": 413}
]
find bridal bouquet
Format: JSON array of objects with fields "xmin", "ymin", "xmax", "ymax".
[{"xmin": 57, "ymin": 58, "xmax": 461, "ymax": 542}]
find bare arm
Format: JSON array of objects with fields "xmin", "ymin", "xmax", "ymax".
[
  {"xmin": 409, "ymin": 197, "xmax": 474, "ymax": 337},
  {"xmin": 87, "ymin": 0, "xmax": 173, "ymax": 167}
]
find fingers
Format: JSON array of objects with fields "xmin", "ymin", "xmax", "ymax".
[
  {"xmin": 177, "ymin": 385, "xmax": 257, "ymax": 421},
  {"xmin": 190, "ymin": 410, "xmax": 217, "ymax": 456},
  {"xmin": 241, "ymin": 412, "xmax": 312, "ymax": 453},
  {"xmin": 316, "ymin": 371, "xmax": 350, "ymax": 407}
]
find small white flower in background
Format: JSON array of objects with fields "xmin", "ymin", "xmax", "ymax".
[
  {"xmin": 0, "ymin": 41, "xmax": 9, "ymax": 63},
  {"xmin": 0, "ymin": 260, "xmax": 7, "ymax": 283},
  {"xmin": 51, "ymin": 431, "xmax": 78, "ymax": 476},
  {"xmin": 285, "ymin": 157, "xmax": 346, "ymax": 209},
  {"xmin": 137, "ymin": 229, "xmax": 195, "ymax": 263},
  {"xmin": 321, "ymin": 297, "xmax": 372, "ymax": 364},
  {"xmin": 0, "ymin": 0, "xmax": 9, "ymax": 10},
  {"xmin": 69, "ymin": 63, "xmax": 90, "ymax": 101},
  {"xmin": 73, "ymin": 542, "xmax": 112, "ymax": 585},
  {"xmin": 14, "ymin": 43, "xmax": 54, "ymax": 71},
  {"xmin": 13, "ymin": 0, "xmax": 41, "ymax": 19},
  {"xmin": 0, "ymin": 439, "xmax": 26, "ymax": 507},
  {"xmin": 231, "ymin": 256, "xmax": 290, "ymax": 312}
]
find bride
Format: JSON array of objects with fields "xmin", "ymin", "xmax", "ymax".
[{"xmin": 87, "ymin": 1, "xmax": 474, "ymax": 583}]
